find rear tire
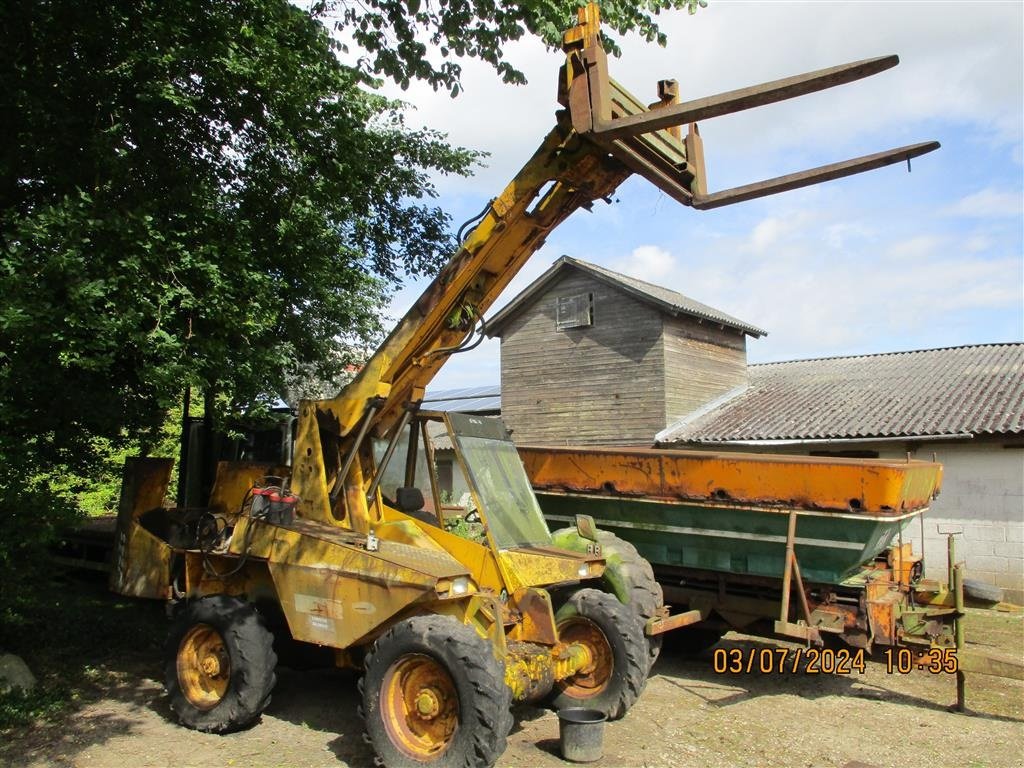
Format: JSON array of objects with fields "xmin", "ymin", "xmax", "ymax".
[
  {"xmin": 165, "ymin": 594, "xmax": 277, "ymax": 733},
  {"xmin": 359, "ymin": 615, "xmax": 513, "ymax": 768},
  {"xmin": 549, "ymin": 588, "xmax": 648, "ymax": 721}
]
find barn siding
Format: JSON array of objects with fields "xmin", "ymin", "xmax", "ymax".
[
  {"xmin": 661, "ymin": 316, "xmax": 749, "ymax": 426},
  {"xmin": 499, "ymin": 272, "xmax": 665, "ymax": 445}
]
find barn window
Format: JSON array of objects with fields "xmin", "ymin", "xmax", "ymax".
[{"xmin": 556, "ymin": 293, "xmax": 593, "ymax": 330}]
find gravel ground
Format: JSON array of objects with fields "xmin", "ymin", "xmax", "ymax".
[{"xmin": 3, "ymin": 608, "xmax": 1022, "ymax": 768}]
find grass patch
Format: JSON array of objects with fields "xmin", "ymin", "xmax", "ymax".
[
  {"xmin": 0, "ymin": 571, "xmax": 166, "ymax": 734},
  {"xmin": 0, "ymin": 685, "xmax": 75, "ymax": 730}
]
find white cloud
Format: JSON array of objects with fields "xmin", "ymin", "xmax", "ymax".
[
  {"xmin": 720, "ymin": 252, "xmax": 1019, "ymax": 360},
  {"xmin": 884, "ymin": 235, "xmax": 943, "ymax": 261},
  {"xmin": 615, "ymin": 245, "xmax": 676, "ymax": 280},
  {"xmin": 613, "ymin": 205, "xmax": 1022, "ymax": 364},
  {"xmin": 642, "ymin": 2, "xmax": 1023, "ymax": 160},
  {"xmin": 427, "ymin": 210, "xmax": 1022, "ymax": 388},
  {"xmin": 964, "ymin": 234, "xmax": 994, "ymax": 253},
  {"xmin": 824, "ymin": 221, "xmax": 873, "ymax": 250},
  {"xmin": 373, "ymin": 37, "xmax": 558, "ymax": 192},
  {"xmin": 943, "ymin": 187, "xmax": 1024, "ymax": 218},
  {"xmin": 749, "ymin": 218, "xmax": 786, "ymax": 253},
  {"xmin": 745, "ymin": 213, "xmax": 817, "ymax": 254}
]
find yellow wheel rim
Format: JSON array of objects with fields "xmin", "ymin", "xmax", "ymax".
[
  {"xmin": 381, "ymin": 653, "xmax": 459, "ymax": 759},
  {"xmin": 558, "ymin": 617, "xmax": 613, "ymax": 699},
  {"xmin": 177, "ymin": 623, "xmax": 231, "ymax": 711}
]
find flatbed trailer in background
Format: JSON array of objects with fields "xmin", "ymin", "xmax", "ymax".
[{"xmin": 51, "ymin": 514, "xmax": 119, "ymax": 573}]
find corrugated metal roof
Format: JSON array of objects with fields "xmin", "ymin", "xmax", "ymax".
[
  {"xmin": 486, "ymin": 256, "xmax": 766, "ymax": 338},
  {"xmin": 658, "ymin": 343, "xmax": 1024, "ymax": 443},
  {"xmin": 422, "ymin": 389, "xmax": 502, "ymax": 451},
  {"xmin": 425, "ymin": 420, "xmax": 454, "ymax": 451},
  {"xmin": 577, "ymin": 259, "xmax": 767, "ymax": 336},
  {"xmin": 422, "ymin": 385, "xmax": 501, "ymax": 413}
]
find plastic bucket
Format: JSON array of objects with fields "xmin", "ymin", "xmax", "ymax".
[{"xmin": 558, "ymin": 707, "xmax": 607, "ymax": 763}]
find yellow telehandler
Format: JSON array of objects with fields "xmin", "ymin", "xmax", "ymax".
[{"xmin": 110, "ymin": 5, "xmax": 937, "ymax": 766}]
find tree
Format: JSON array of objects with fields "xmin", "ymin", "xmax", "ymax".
[
  {"xmin": 313, "ymin": 0, "xmax": 707, "ymax": 93},
  {"xmin": 0, "ymin": 0, "xmax": 480, "ymax": 584}
]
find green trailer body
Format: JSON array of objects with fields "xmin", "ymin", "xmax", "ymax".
[{"xmin": 537, "ymin": 491, "xmax": 918, "ymax": 585}]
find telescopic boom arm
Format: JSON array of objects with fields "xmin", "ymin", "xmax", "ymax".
[{"xmin": 289, "ymin": 2, "xmax": 939, "ymax": 532}]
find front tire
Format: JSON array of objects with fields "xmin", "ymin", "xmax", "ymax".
[
  {"xmin": 165, "ymin": 594, "xmax": 277, "ymax": 733},
  {"xmin": 552, "ymin": 527, "xmax": 664, "ymax": 670},
  {"xmin": 550, "ymin": 588, "xmax": 648, "ymax": 720},
  {"xmin": 360, "ymin": 615, "xmax": 513, "ymax": 768}
]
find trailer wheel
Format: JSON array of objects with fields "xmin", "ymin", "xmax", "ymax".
[
  {"xmin": 165, "ymin": 594, "xmax": 277, "ymax": 733},
  {"xmin": 550, "ymin": 588, "xmax": 648, "ymax": 720},
  {"xmin": 552, "ymin": 527, "xmax": 664, "ymax": 669},
  {"xmin": 360, "ymin": 615, "xmax": 513, "ymax": 768}
]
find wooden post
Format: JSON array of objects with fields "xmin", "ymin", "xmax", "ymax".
[
  {"xmin": 779, "ymin": 510, "xmax": 798, "ymax": 622},
  {"xmin": 791, "ymin": 553, "xmax": 813, "ymax": 623}
]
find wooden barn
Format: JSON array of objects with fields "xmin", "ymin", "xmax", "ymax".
[{"xmin": 485, "ymin": 255, "xmax": 765, "ymax": 446}]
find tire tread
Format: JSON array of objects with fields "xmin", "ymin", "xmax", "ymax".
[
  {"xmin": 165, "ymin": 594, "xmax": 277, "ymax": 734},
  {"xmin": 360, "ymin": 615, "xmax": 512, "ymax": 768}
]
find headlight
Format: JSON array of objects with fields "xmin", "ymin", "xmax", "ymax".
[
  {"xmin": 437, "ymin": 576, "xmax": 476, "ymax": 597},
  {"xmin": 577, "ymin": 563, "xmax": 591, "ymax": 578}
]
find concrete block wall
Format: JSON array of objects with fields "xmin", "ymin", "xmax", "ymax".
[{"xmin": 906, "ymin": 441, "xmax": 1024, "ymax": 604}]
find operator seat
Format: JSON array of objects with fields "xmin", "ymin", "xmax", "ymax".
[{"xmin": 395, "ymin": 487, "xmax": 439, "ymax": 527}]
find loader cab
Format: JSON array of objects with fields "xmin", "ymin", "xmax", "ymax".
[
  {"xmin": 371, "ymin": 410, "xmax": 554, "ymax": 551},
  {"xmin": 368, "ymin": 410, "xmax": 600, "ymax": 595}
]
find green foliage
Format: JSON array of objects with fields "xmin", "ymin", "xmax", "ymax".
[
  {"xmin": 0, "ymin": 686, "xmax": 72, "ymax": 731},
  {"xmin": 46, "ymin": 405, "xmax": 183, "ymax": 518},
  {"xmin": 442, "ymin": 515, "xmax": 487, "ymax": 544},
  {"xmin": 0, "ymin": 0, "xmax": 482, "ymax": 580},
  {"xmin": 0, "ymin": 452, "xmax": 81, "ymax": 612},
  {"xmin": 1, "ymin": 0, "xmax": 479, "ymax": 444},
  {"xmin": 313, "ymin": 0, "xmax": 706, "ymax": 92},
  {"xmin": 0, "ymin": 575, "xmax": 166, "ymax": 734}
]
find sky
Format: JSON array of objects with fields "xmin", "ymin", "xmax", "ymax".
[{"xmin": 363, "ymin": 1, "xmax": 1024, "ymax": 392}]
